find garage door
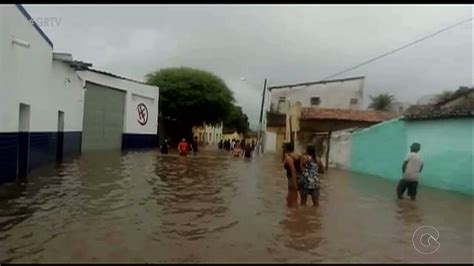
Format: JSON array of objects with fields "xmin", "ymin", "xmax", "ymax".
[{"xmin": 82, "ymin": 82, "xmax": 126, "ymax": 151}]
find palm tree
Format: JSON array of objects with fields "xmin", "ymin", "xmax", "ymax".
[{"xmin": 368, "ymin": 93, "xmax": 395, "ymax": 111}]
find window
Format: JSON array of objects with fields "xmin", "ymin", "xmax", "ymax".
[
  {"xmin": 278, "ymin": 97, "xmax": 286, "ymax": 103},
  {"xmin": 350, "ymin": 98, "xmax": 358, "ymax": 104},
  {"xmin": 209, "ymin": 132, "xmax": 212, "ymax": 141},
  {"xmin": 310, "ymin": 97, "xmax": 321, "ymax": 106}
]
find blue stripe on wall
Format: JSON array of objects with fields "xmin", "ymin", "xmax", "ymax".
[
  {"xmin": 28, "ymin": 132, "xmax": 57, "ymax": 171},
  {"xmin": 122, "ymin": 133, "xmax": 158, "ymax": 150},
  {"xmin": 0, "ymin": 131, "xmax": 82, "ymax": 185},
  {"xmin": 0, "ymin": 133, "xmax": 19, "ymax": 184}
]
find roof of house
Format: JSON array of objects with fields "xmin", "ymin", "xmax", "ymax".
[
  {"xmin": 300, "ymin": 107, "xmax": 396, "ymax": 123},
  {"xmin": 403, "ymin": 104, "xmax": 474, "ymax": 120},
  {"xmin": 16, "ymin": 4, "xmax": 53, "ymax": 48},
  {"xmin": 435, "ymin": 88, "xmax": 474, "ymax": 107},
  {"xmin": 85, "ymin": 68, "xmax": 152, "ymax": 86},
  {"xmin": 268, "ymin": 76, "xmax": 365, "ymax": 91}
]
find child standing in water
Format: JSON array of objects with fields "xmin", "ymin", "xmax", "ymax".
[{"xmin": 397, "ymin": 142, "xmax": 423, "ymax": 200}]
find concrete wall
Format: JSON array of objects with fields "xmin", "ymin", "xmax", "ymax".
[
  {"xmin": 0, "ymin": 5, "xmax": 84, "ymax": 133},
  {"xmin": 351, "ymin": 119, "xmax": 407, "ymax": 182},
  {"xmin": 328, "ymin": 130, "xmax": 353, "ymax": 170},
  {"xmin": 269, "ymin": 77, "xmax": 365, "ymax": 113},
  {"xmin": 351, "ymin": 118, "xmax": 474, "ymax": 195},
  {"xmin": 404, "ymin": 119, "xmax": 473, "ymax": 195},
  {"xmin": 0, "ymin": 5, "xmax": 84, "ymax": 184},
  {"xmin": 265, "ymin": 130, "xmax": 277, "ymax": 152}
]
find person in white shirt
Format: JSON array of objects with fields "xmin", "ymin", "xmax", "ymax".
[{"xmin": 397, "ymin": 142, "xmax": 424, "ymax": 200}]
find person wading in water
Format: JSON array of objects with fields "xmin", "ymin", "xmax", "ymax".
[
  {"xmin": 160, "ymin": 138, "xmax": 170, "ymax": 154},
  {"xmin": 299, "ymin": 145, "xmax": 321, "ymax": 207},
  {"xmin": 243, "ymin": 143, "xmax": 253, "ymax": 159},
  {"xmin": 178, "ymin": 138, "xmax": 190, "ymax": 157},
  {"xmin": 283, "ymin": 142, "xmax": 300, "ymax": 208},
  {"xmin": 190, "ymin": 136, "xmax": 199, "ymax": 155}
]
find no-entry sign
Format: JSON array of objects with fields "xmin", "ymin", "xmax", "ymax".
[{"xmin": 137, "ymin": 103, "xmax": 148, "ymax": 126}]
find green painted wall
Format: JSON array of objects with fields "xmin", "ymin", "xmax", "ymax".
[
  {"xmin": 351, "ymin": 119, "xmax": 407, "ymax": 182},
  {"xmin": 405, "ymin": 119, "xmax": 473, "ymax": 195},
  {"xmin": 351, "ymin": 118, "xmax": 473, "ymax": 196}
]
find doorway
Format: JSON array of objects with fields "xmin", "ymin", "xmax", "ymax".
[
  {"xmin": 18, "ymin": 103, "xmax": 30, "ymax": 179},
  {"xmin": 57, "ymin": 111, "xmax": 64, "ymax": 162}
]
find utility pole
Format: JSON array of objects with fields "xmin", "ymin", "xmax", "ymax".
[{"xmin": 256, "ymin": 78, "xmax": 267, "ymax": 155}]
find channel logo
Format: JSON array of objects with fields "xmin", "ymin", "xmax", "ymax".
[{"xmin": 412, "ymin": 225, "xmax": 440, "ymax": 255}]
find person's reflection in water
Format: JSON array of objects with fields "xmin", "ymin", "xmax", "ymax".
[
  {"xmin": 395, "ymin": 199, "xmax": 423, "ymax": 226},
  {"xmin": 279, "ymin": 208, "xmax": 323, "ymax": 255}
]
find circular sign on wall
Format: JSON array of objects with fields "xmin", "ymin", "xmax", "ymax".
[{"xmin": 137, "ymin": 103, "xmax": 148, "ymax": 126}]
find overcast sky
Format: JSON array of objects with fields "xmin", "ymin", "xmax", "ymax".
[{"xmin": 24, "ymin": 4, "xmax": 473, "ymax": 129}]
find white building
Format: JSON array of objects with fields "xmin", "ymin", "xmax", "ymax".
[
  {"xmin": 263, "ymin": 76, "xmax": 366, "ymax": 153},
  {"xmin": 192, "ymin": 122, "xmax": 223, "ymax": 145},
  {"xmin": 0, "ymin": 5, "xmax": 159, "ymax": 185},
  {"xmin": 267, "ymin": 76, "xmax": 365, "ymax": 114}
]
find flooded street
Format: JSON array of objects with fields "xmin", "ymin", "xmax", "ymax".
[{"xmin": 0, "ymin": 148, "xmax": 472, "ymax": 263}]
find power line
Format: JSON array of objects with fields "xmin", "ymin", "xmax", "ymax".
[{"xmin": 320, "ymin": 16, "xmax": 474, "ymax": 81}]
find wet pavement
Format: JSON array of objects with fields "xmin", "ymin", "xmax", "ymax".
[{"xmin": 0, "ymin": 148, "xmax": 472, "ymax": 263}]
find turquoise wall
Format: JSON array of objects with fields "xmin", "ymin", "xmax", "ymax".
[
  {"xmin": 352, "ymin": 119, "xmax": 407, "ymax": 182},
  {"xmin": 351, "ymin": 118, "xmax": 474, "ymax": 196},
  {"xmin": 405, "ymin": 119, "xmax": 473, "ymax": 195}
]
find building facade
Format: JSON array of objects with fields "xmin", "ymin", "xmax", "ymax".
[
  {"xmin": 264, "ymin": 76, "xmax": 366, "ymax": 153},
  {"xmin": 192, "ymin": 122, "xmax": 223, "ymax": 145},
  {"xmin": 77, "ymin": 69, "xmax": 159, "ymax": 150},
  {"xmin": 0, "ymin": 5, "xmax": 159, "ymax": 185},
  {"xmin": 0, "ymin": 5, "xmax": 85, "ymax": 184}
]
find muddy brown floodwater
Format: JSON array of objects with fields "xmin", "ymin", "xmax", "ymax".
[{"xmin": 0, "ymin": 148, "xmax": 472, "ymax": 263}]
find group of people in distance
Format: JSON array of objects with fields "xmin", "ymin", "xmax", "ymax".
[
  {"xmin": 283, "ymin": 141, "xmax": 424, "ymax": 208},
  {"xmin": 160, "ymin": 137, "xmax": 199, "ymax": 156},
  {"xmin": 218, "ymin": 138, "xmax": 255, "ymax": 159}
]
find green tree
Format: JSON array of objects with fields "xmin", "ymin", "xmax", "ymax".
[
  {"xmin": 224, "ymin": 105, "xmax": 250, "ymax": 134},
  {"xmin": 146, "ymin": 67, "xmax": 235, "ymax": 138},
  {"xmin": 368, "ymin": 93, "xmax": 395, "ymax": 111}
]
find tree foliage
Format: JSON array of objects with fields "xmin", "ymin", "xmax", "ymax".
[
  {"xmin": 146, "ymin": 67, "xmax": 235, "ymax": 128},
  {"xmin": 223, "ymin": 105, "xmax": 250, "ymax": 134},
  {"xmin": 368, "ymin": 93, "xmax": 395, "ymax": 111}
]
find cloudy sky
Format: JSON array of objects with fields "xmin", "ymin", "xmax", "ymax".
[{"xmin": 24, "ymin": 4, "xmax": 473, "ymax": 129}]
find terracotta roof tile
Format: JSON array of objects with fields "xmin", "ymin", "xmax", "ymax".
[
  {"xmin": 403, "ymin": 105, "xmax": 474, "ymax": 120},
  {"xmin": 300, "ymin": 107, "xmax": 396, "ymax": 123}
]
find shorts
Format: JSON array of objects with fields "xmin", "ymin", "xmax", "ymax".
[
  {"xmin": 397, "ymin": 179, "xmax": 418, "ymax": 198},
  {"xmin": 299, "ymin": 187, "xmax": 320, "ymax": 198}
]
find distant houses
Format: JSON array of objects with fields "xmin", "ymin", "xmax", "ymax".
[
  {"xmin": 192, "ymin": 123, "xmax": 223, "ymax": 145},
  {"xmin": 264, "ymin": 76, "xmax": 372, "ymax": 154},
  {"xmin": 222, "ymin": 127, "xmax": 242, "ymax": 141}
]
